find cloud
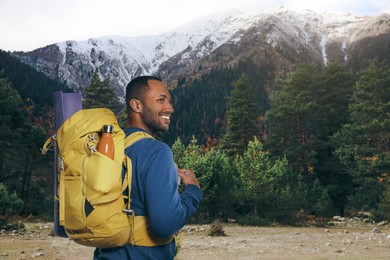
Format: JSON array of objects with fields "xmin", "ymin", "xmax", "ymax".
[{"xmin": 280, "ymin": 0, "xmax": 389, "ymax": 14}]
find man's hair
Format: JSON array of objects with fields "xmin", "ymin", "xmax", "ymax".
[{"xmin": 126, "ymin": 75, "xmax": 162, "ymax": 111}]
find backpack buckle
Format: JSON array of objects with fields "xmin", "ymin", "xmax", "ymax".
[
  {"xmin": 59, "ymin": 157, "xmax": 64, "ymax": 170},
  {"xmin": 122, "ymin": 209, "xmax": 134, "ymax": 215}
]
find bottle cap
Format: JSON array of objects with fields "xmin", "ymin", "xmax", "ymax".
[{"xmin": 102, "ymin": 124, "xmax": 114, "ymax": 133}]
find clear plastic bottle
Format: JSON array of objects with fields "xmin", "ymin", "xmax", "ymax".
[{"xmin": 96, "ymin": 125, "xmax": 114, "ymax": 159}]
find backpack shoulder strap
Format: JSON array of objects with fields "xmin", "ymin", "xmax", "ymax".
[
  {"xmin": 123, "ymin": 131, "xmax": 174, "ymax": 246},
  {"xmin": 124, "ymin": 131, "xmax": 153, "ymax": 148},
  {"xmin": 123, "ymin": 131, "xmax": 154, "ymax": 211}
]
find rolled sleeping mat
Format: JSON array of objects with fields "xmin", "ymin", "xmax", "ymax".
[{"xmin": 53, "ymin": 91, "xmax": 82, "ymax": 237}]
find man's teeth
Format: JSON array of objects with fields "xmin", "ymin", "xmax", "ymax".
[{"xmin": 161, "ymin": 115, "xmax": 170, "ymax": 120}]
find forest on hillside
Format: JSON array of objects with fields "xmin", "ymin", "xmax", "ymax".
[{"xmin": 0, "ymin": 48, "xmax": 389, "ymax": 228}]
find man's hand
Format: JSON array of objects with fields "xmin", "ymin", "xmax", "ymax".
[{"xmin": 177, "ymin": 168, "xmax": 200, "ymax": 188}]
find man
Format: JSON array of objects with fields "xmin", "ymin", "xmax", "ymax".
[{"xmin": 94, "ymin": 76, "xmax": 202, "ymax": 259}]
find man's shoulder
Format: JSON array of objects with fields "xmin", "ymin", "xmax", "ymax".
[{"xmin": 134, "ymin": 136, "xmax": 167, "ymax": 150}]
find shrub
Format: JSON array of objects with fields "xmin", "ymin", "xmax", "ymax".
[
  {"xmin": 208, "ymin": 219, "xmax": 226, "ymax": 237},
  {"xmin": 174, "ymin": 233, "xmax": 183, "ymax": 257},
  {"xmin": 0, "ymin": 183, "xmax": 24, "ymax": 228},
  {"xmin": 375, "ymin": 181, "xmax": 390, "ymax": 221}
]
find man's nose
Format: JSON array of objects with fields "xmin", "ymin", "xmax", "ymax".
[{"xmin": 166, "ymin": 101, "xmax": 174, "ymax": 113}]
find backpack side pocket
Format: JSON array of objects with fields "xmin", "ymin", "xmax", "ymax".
[{"xmin": 85, "ymin": 151, "xmax": 123, "ymax": 204}]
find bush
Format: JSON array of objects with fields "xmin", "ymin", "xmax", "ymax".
[
  {"xmin": 375, "ymin": 181, "xmax": 390, "ymax": 221},
  {"xmin": 0, "ymin": 183, "xmax": 24, "ymax": 228},
  {"xmin": 174, "ymin": 233, "xmax": 183, "ymax": 257},
  {"xmin": 208, "ymin": 219, "xmax": 226, "ymax": 236}
]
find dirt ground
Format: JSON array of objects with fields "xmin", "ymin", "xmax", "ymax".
[{"xmin": 1, "ymin": 220, "xmax": 390, "ymax": 260}]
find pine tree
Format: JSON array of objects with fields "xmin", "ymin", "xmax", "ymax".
[
  {"xmin": 265, "ymin": 64, "xmax": 319, "ymax": 176},
  {"xmin": 172, "ymin": 137, "xmax": 186, "ymax": 168},
  {"xmin": 235, "ymin": 137, "xmax": 306, "ymax": 221},
  {"xmin": 83, "ymin": 69, "xmax": 121, "ymax": 111},
  {"xmin": 222, "ymin": 73, "xmax": 258, "ymax": 157},
  {"xmin": 314, "ymin": 61, "xmax": 354, "ymax": 215},
  {"xmin": 234, "ymin": 137, "xmax": 272, "ymax": 218},
  {"xmin": 0, "ymin": 75, "xmax": 25, "ymax": 182},
  {"xmin": 265, "ymin": 63, "xmax": 356, "ymax": 215},
  {"xmin": 334, "ymin": 60, "xmax": 390, "ymax": 211},
  {"xmin": 0, "ymin": 74, "xmax": 52, "ymax": 216}
]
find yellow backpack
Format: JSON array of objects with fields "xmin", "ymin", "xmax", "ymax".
[{"xmin": 42, "ymin": 108, "xmax": 173, "ymax": 248}]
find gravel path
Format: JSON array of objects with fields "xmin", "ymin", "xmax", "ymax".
[{"xmin": 1, "ymin": 221, "xmax": 390, "ymax": 259}]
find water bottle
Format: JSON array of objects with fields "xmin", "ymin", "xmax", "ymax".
[{"xmin": 96, "ymin": 125, "xmax": 114, "ymax": 159}]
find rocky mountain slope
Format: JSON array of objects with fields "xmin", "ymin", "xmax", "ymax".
[{"xmin": 11, "ymin": 7, "xmax": 390, "ymax": 97}]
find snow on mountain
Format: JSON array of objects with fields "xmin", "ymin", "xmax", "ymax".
[
  {"xmin": 239, "ymin": 8, "xmax": 368, "ymax": 64},
  {"xmin": 57, "ymin": 9, "xmax": 252, "ymax": 73},
  {"xmin": 12, "ymin": 7, "xmax": 388, "ymax": 96}
]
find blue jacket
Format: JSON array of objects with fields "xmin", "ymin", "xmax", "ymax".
[{"xmin": 94, "ymin": 128, "xmax": 203, "ymax": 259}]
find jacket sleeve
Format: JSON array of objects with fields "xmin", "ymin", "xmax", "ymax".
[{"xmin": 142, "ymin": 144, "xmax": 202, "ymax": 238}]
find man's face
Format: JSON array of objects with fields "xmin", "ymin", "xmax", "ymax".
[{"xmin": 140, "ymin": 80, "xmax": 174, "ymax": 134}]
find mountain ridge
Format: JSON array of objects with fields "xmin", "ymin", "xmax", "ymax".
[{"xmin": 10, "ymin": 7, "xmax": 390, "ymax": 98}]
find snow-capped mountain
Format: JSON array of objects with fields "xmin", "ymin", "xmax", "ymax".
[{"xmin": 12, "ymin": 7, "xmax": 390, "ymax": 97}]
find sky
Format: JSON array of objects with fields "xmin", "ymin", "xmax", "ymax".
[{"xmin": 0, "ymin": 0, "xmax": 389, "ymax": 52}]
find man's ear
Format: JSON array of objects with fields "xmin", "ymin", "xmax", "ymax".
[{"xmin": 129, "ymin": 98, "xmax": 142, "ymax": 113}]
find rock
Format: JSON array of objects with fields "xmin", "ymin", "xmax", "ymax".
[
  {"xmin": 356, "ymin": 211, "xmax": 373, "ymax": 218},
  {"xmin": 32, "ymin": 252, "xmax": 44, "ymax": 258},
  {"xmin": 377, "ymin": 221, "xmax": 386, "ymax": 227},
  {"xmin": 363, "ymin": 218, "xmax": 371, "ymax": 224}
]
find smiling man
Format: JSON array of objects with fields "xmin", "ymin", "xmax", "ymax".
[{"xmin": 93, "ymin": 76, "xmax": 202, "ymax": 259}]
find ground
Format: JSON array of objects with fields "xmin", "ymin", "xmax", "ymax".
[{"xmin": 1, "ymin": 220, "xmax": 390, "ymax": 260}]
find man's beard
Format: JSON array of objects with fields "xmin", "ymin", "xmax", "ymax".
[{"xmin": 141, "ymin": 103, "xmax": 169, "ymax": 133}]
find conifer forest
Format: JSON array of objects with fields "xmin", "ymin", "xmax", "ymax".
[{"xmin": 0, "ymin": 49, "xmax": 389, "ymax": 228}]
